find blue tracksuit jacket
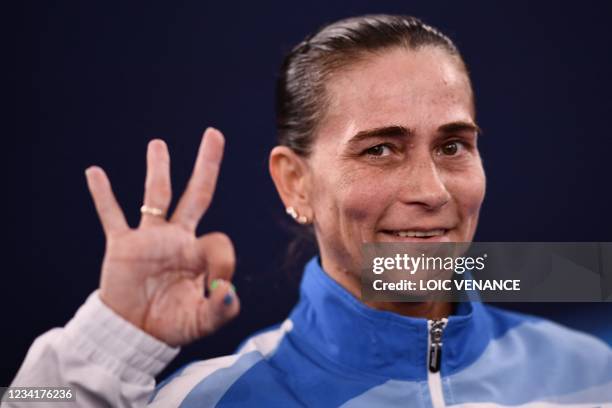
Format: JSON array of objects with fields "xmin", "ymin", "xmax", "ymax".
[{"xmin": 149, "ymin": 257, "xmax": 612, "ymax": 407}]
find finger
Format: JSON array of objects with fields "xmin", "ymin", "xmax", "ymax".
[
  {"xmin": 198, "ymin": 279, "xmax": 240, "ymax": 336},
  {"xmin": 171, "ymin": 128, "xmax": 224, "ymax": 231},
  {"xmin": 140, "ymin": 139, "xmax": 172, "ymax": 227},
  {"xmin": 85, "ymin": 166, "xmax": 129, "ymax": 235},
  {"xmin": 192, "ymin": 232, "xmax": 236, "ymax": 284}
]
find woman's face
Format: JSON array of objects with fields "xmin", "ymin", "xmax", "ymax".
[{"xmin": 306, "ymin": 46, "xmax": 486, "ymax": 276}]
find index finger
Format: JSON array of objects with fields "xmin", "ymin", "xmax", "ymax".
[
  {"xmin": 170, "ymin": 127, "xmax": 224, "ymax": 231},
  {"xmin": 85, "ymin": 166, "xmax": 129, "ymax": 235}
]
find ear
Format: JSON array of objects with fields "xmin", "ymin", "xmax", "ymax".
[{"xmin": 269, "ymin": 146, "xmax": 313, "ymax": 221}]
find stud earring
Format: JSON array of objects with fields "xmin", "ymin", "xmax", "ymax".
[
  {"xmin": 286, "ymin": 206, "xmax": 298, "ymax": 219},
  {"xmin": 286, "ymin": 206, "xmax": 309, "ymax": 224}
]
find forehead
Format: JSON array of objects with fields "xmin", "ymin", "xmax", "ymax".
[{"xmin": 319, "ymin": 46, "xmax": 474, "ymax": 140}]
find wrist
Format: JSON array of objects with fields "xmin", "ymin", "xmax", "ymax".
[{"xmin": 63, "ymin": 291, "xmax": 180, "ymax": 382}]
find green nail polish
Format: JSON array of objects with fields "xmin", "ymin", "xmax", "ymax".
[{"xmin": 230, "ymin": 283, "xmax": 236, "ymax": 294}]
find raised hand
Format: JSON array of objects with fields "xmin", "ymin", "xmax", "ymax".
[{"xmin": 84, "ymin": 128, "xmax": 239, "ymax": 347}]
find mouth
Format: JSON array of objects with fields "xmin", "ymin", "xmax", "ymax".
[{"xmin": 378, "ymin": 228, "xmax": 451, "ymax": 242}]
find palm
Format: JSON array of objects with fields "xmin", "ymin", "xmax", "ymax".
[
  {"xmin": 101, "ymin": 226, "xmax": 205, "ymax": 346},
  {"xmin": 86, "ymin": 128, "xmax": 239, "ymax": 347}
]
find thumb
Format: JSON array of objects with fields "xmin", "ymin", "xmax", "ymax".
[{"xmin": 190, "ymin": 231, "xmax": 236, "ymax": 283}]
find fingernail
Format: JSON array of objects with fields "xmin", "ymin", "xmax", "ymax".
[
  {"xmin": 223, "ymin": 293, "xmax": 233, "ymax": 306},
  {"xmin": 230, "ymin": 283, "xmax": 236, "ymax": 294},
  {"xmin": 210, "ymin": 279, "xmax": 220, "ymax": 291}
]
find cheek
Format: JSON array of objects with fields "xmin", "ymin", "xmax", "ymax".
[
  {"xmin": 312, "ymin": 165, "xmax": 391, "ymax": 235},
  {"xmin": 448, "ymin": 163, "xmax": 486, "ymax": 219}
]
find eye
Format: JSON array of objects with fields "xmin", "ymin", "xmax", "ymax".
[
  {"xmin": 364, "ymin": 144, "xmax": 393, "ymax": 157},
  {"xmin": 437, "ymin": 141, "xmax": 463, "ymax": 156}
]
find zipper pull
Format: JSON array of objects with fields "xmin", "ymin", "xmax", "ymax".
[{"xmin": 428, "ymin": 319, "xmax": 447, "ymax": 373}]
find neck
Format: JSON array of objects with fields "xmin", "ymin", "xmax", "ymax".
[
  {"xmin": 322, "ymin": 257, "xmax": 453, "ymax": 320},
  {"xmin": 366, "ymin": 299, "xmax": 453, "ymax": 320}
]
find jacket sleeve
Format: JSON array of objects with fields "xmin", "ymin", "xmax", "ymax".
[{"xmin": 5, "ymin": 291, "xmax": 180, "ymax": 408}]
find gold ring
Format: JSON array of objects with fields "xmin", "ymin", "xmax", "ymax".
[{"xmin": 140, "ymin": 205, "xmax": 165, "ymax": 217}]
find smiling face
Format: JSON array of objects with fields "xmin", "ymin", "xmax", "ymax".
[{"xmin": 304, "ymin": 46, "xmax": 486, "ymax": 282}]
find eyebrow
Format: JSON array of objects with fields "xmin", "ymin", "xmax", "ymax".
[
  {"xmin": 438, "ymin": 121, "xmax": 482, "ymax": 135},
  {"xmin": 348, "ymin": 121, "xmax": 482, "ymax": 144},
  {"xmin": 349, "ymin": 125, "xmax": 411, "ymax": 143}
]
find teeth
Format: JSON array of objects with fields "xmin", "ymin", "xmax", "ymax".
[{"xmin": 394, "ymin": 229, "xmax": 445, "ymax": 238}]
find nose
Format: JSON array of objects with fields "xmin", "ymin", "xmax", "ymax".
[{"xmin": 398, "ymin": 156, "xmax": 451, "ymax": 211}]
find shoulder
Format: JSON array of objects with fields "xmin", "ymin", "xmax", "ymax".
[
  {"xmin": 471, "ymin": 305, "xmax": 610, "ymax": 397},
  {"xmin": 148, "ymin": 321, "xmax": 293, "ymax": 407},
  {"xmin": 447, "ymin": 305, "xmax": 612, "ymax": 405},
  {"xmin": 482, "ymin": 304, "xmax": 611, "ymax": 364},
  {"xmin": 483, "ymin": 304, "xmax": 611, "ymax": 358}
]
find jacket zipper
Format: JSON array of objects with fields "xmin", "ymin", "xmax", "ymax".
[
  {"xmin": 427, "ymin": 318, "xmax": 448, "ymax": 408},
  {"xmin": 428, "ymin": 318, "xmax": 446, "ymax": 373}
]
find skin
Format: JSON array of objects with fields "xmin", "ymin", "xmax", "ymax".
[
  {"xmin": 86, "ymin": 129, "xmax": 240, "ymax": 347},
  {"xmin": 270, "ymin": 46, "xmax": 486, "ymax": 319},
  {"xmin": 89, "ymin": 45, "xmax": 485, "ymax": 347}
]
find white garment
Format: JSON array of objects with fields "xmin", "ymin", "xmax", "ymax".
[{"xmin": 5, "ymin": 291, "xmax": 179, "ymax": 408}]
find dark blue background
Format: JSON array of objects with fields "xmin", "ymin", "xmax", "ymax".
[{"xmin": 6, "ymin": 1, "xmax": 612, "ymax": 384}]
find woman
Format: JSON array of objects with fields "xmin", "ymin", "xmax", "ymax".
[{"xmin": 9, "ymin": 14, "xmax": 611, "ymax": 407}]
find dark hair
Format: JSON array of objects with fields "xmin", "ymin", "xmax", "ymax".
[{"xmin": 276, "ymin": 14, "xmax": 468, "ymax": 156}]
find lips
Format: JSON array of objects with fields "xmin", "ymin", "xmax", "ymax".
[
  {"xmin": 378, "ymin": 228, "xmax": 452, "ymax": 242},
  {"xmin": 390, "ymin": 229, "xmax": 446, "ymax": 238}
]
